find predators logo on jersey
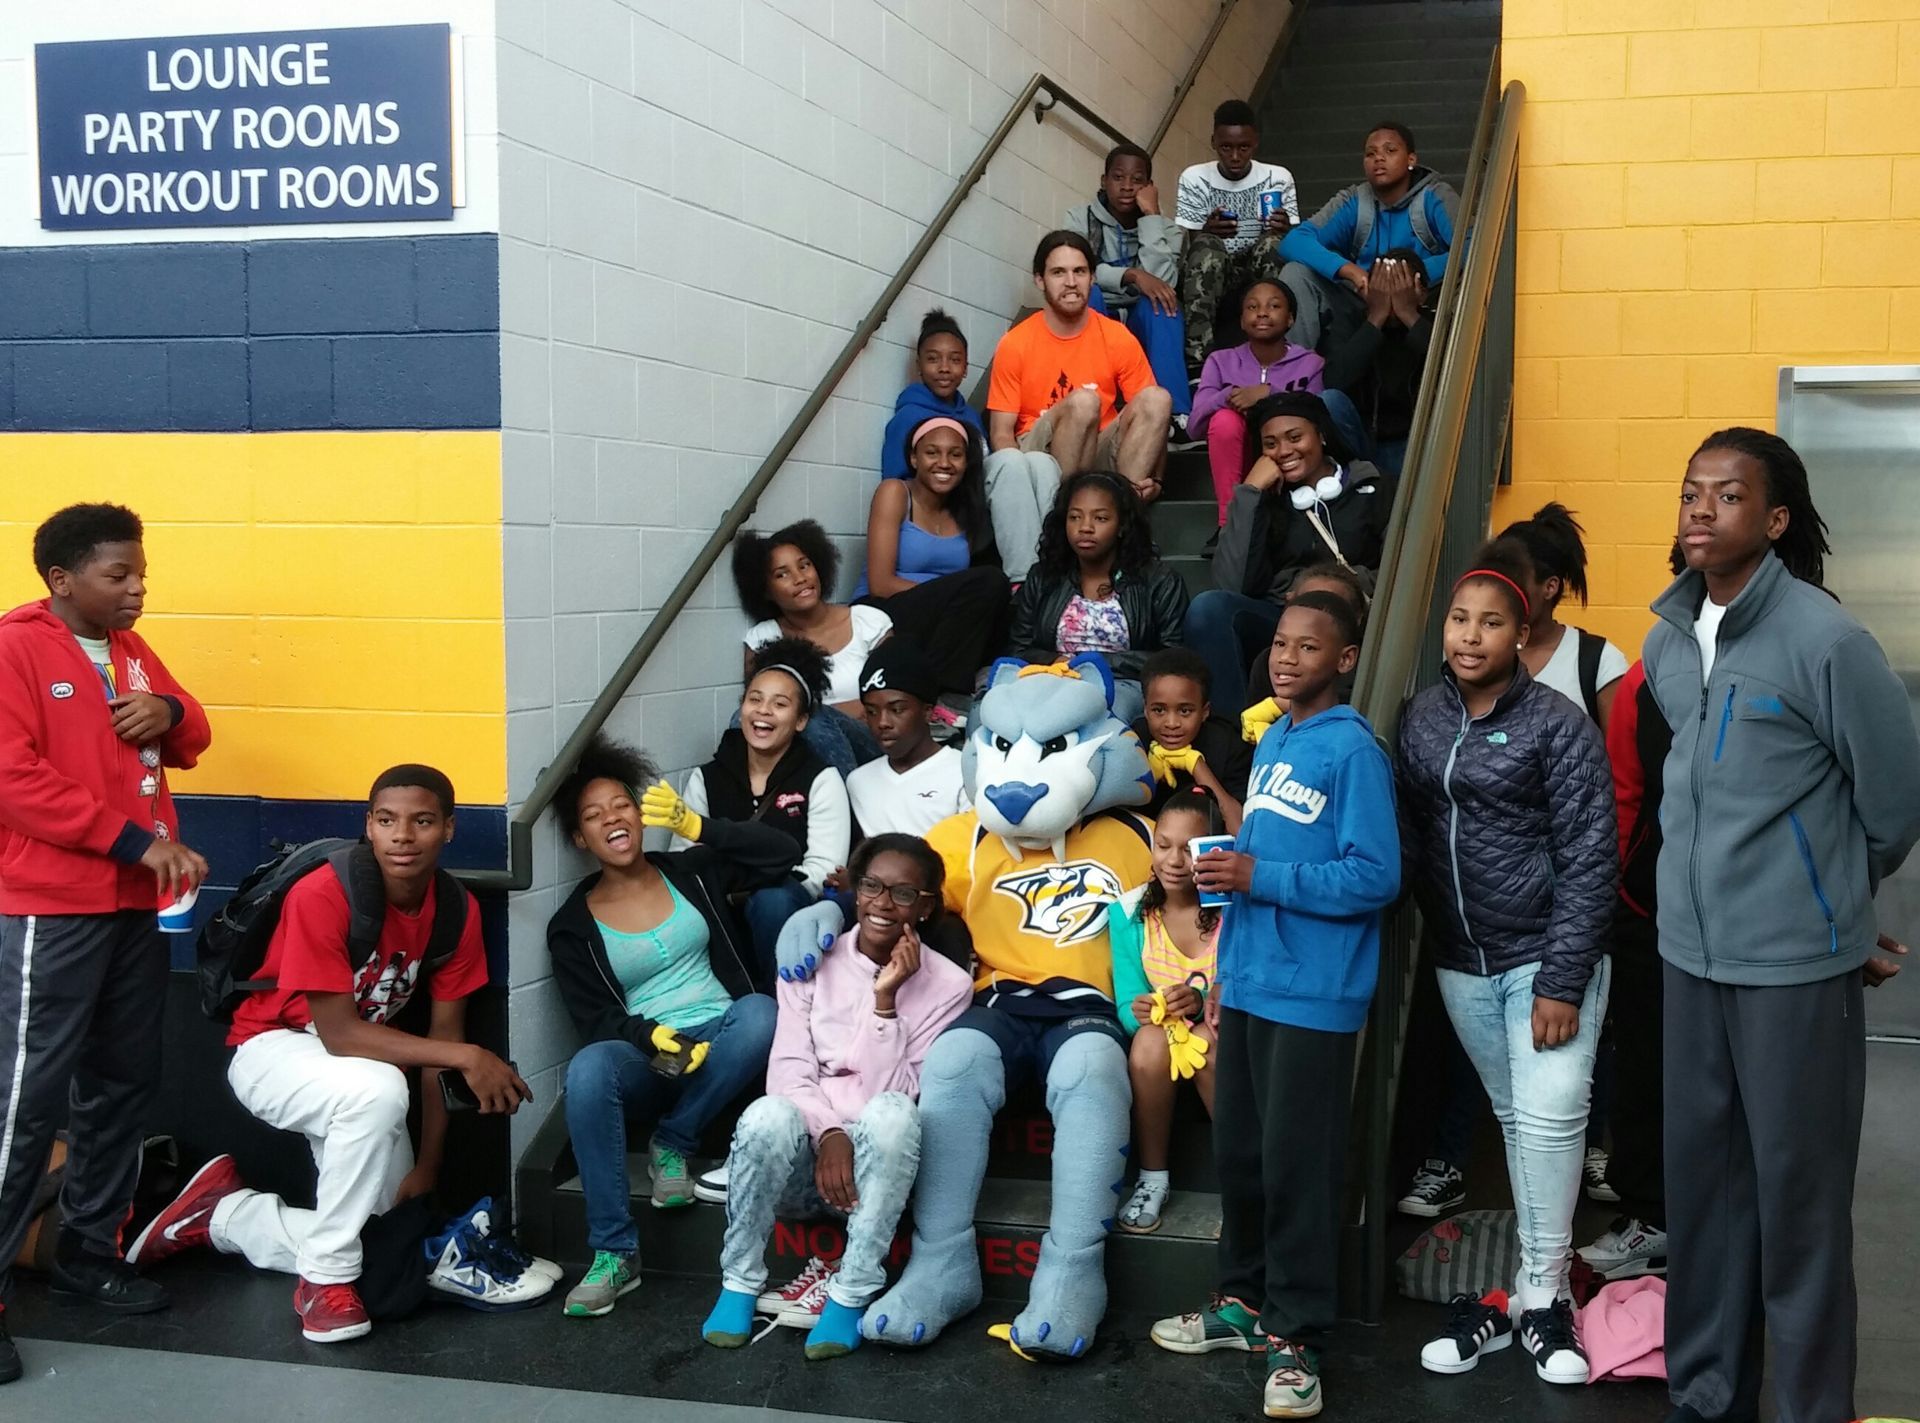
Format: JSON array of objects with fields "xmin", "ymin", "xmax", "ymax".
[{"xmin": 993, "ymin": 859, "xmax": 1127, "ymax": 946}]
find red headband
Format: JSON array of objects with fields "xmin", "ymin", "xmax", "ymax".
[{"xmin": 1455, "ymin": 568, "xmax": 1531, "ymax": 617}]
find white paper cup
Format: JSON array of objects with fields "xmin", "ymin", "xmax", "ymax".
[
  {"xmin": 158, "ymin": 886, "xmax": 199, "ymax": 935},
  {"xmin": 1189, "ymin": 834, "xmax": 1236, "ymax": 908}
]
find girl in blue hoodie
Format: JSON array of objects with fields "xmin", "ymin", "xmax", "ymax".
[
  {"xmin": 878, "ymin": 310, "xmax": 987, "ymax": 482},
  {"xmin": 1148, "ymin": 590, "xmax": 1398, "ymax": 1420}
]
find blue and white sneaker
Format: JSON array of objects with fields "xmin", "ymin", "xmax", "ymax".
[
  {"xmin": 427, "ymin": 1202, "xmax": 557, "ymax": 1309},
  {"xmin": 462, "ymin": 1198, "xmax": 563, "ymax": 1286}
]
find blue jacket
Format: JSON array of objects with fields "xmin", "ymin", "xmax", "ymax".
[
  {"xmin": 1279, "ymin": 167, "xmax": 1459, "ymax": 286},
  {"xmin": 1216, "ymin": 704, "xmax": 1400, "ymax": 1033},
  {"xmin": 880, "ymin": 382, "xmax": 987, "ymax": 481}
]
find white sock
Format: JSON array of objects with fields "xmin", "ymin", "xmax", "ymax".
[{"xmin": 1136, "ymin": 1169, "xmax": 1170, "ymax": 1196}]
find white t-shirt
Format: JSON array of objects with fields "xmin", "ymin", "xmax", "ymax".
[
  {"xmin": 1694, "ymin": 597, "xmax": 1729, "ymax": 681},
  {"xmin": 846, "ymin": 747, "xmax": 970, "ymax": 839},
  {"xmin": 743, "ymin": 605, "xmax": 892, "ymax": 706},
  {"xmin": 1532, "ymin": 626, "xmax": 1628, "ymax": 722},
  {"xmin": 1174, "ymin": 160, "xmax": 1300, "ymax": 254}
]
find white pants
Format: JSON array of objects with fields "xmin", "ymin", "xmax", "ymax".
[{"xmin": 212, "ymin": 1029, "xmax": 413, "ymax": 1284}]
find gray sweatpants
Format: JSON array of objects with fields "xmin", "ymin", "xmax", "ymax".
[
  {"xmin": 719, "ymin": 1091, "xmax": 919, "ymax": 1309},
  {"xmin": 1662, "ymin": 962, "xmax": 1865, "ymax": 1423},
  {"xmin": 0, "ymin": 912, "xmax": 168, "ymax": 1300}
]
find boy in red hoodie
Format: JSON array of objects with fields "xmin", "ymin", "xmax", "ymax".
[{"xmin": 0, "ymin": 503, "xmax": 210, "ymax": 1384}]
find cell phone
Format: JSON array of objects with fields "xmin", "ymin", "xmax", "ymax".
[{"xmin": 439, "ymin": 1061, "xmax": 518, "ymax": 1112}]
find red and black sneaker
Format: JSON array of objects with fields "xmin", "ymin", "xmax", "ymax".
[
  {"xmin": 125, "ymin": 1154, "xmax": 245, "ymax": 1269},
  {"xmin": 293, "ymin": 1278, "xmax": 372, "ymax": 1343}
]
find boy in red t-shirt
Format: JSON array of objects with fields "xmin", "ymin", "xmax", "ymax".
[
  {"xmin": 127, "ymin": 766, "xmax": 529, "ymax": 1345},
  {"xmin": 0, "ymin": 503, "xmax": 211, "ymax": 1386}
]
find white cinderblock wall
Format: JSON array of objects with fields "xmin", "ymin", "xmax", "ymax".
[{"xmin": 497, "ymin": 0, "xmax": 1289, "ymax": 1159}]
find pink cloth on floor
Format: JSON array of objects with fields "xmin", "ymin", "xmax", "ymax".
[
  {"xmin": 1579, "ymin": 1276, "xmax": 1667, "ymax": 1383},
  {"xmin": 1206, "ymin": 406, "xmax": 1248, "ymax": 525}
]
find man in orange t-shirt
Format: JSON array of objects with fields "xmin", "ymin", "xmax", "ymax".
[{"xmin": 982, "ymin": 232, "xmax": 1173, "ymax": 579}]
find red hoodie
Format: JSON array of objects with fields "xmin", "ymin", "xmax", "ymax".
[{"xmin": 0, "ymin": 601, "xmax": 211, "ymax": 915}]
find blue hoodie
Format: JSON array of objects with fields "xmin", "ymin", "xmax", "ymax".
[
  {"xmin": 1216, "ymin": 703, "xmax": 1400, "ymax": 1033},
  {"xmin": 1279, "ymin": 167, "xmax": 1459, "ymax": 287},
  {"xmin": 880, "ymin": 382, "xmax": 987, "ymax": 481}
]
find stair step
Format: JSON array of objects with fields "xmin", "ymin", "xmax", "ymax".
[
  {"xmin": 1166, "ymin": 554, "xmax": 1213, "ymax": 601},
  {"xmin": 1281, "ymin": 39, "xmax": 1496, "ymax": 70},
  {"xmin": 1153, "ymin": 497, "xmax": 1221, "ymax": 552}
]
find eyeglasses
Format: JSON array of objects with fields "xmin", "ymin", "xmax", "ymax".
[{"xmin": 854, "ymin": 876, "xmax": 929, "ymax": 907}]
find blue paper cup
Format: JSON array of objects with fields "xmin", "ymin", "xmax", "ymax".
[
  {"xmin": 1189, "ymin": 834, "xmax": 1236, "ymax": 908},
  {"xmin": 158, "ymin": 886, "xmax": 199, "ymax": 935}
]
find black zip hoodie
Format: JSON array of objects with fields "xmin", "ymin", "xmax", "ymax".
[{"xmin": 547, "ymin": 816, "xmax": 799, "ymax": 1045}]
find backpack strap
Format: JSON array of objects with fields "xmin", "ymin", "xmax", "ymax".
[
  {"xmin": 421, "ymin": 869, "xmax": 470, "ymax": 975},
  {"xmin": 327, "ymin": 844, "xmax": 389, "ymax": 971},
  {"xmin": 1409, "ymin": 185, "xmax": 1438, "ymax": 255},
  {"xmin": 1576, "ymin": 627, "xmax": 1604, "ymax": 723},
  {"xmin": 1350, "ymin": 186, "xmax": 1377, "ymax": 261}
]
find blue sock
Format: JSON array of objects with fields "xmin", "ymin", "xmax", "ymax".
[
  {"xmin": 804, "ymin": 1297, "xmax": 865, "ymax": 1360},
  {"xmin": 702, "ymin": 1287, "xmax": 757, "ymax": 1347}
]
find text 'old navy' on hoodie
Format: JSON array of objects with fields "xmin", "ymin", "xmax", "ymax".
[
  {"xmin": 880, "ymin": 382, "xmax": 987, "ymax": 482},
  {"xmin": 1279, "ymin": 166, "xmax": 1459, "ymax": 286},
  {"xmin": 1216, "ymin": 704, "xmax": 1400, "ymax": 1033}
]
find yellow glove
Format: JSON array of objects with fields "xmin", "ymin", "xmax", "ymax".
[
  {"xmin": 1145, "ymin": 741, "xmax": 1203, "ymax": 787},
  {"xmin": 1165, "ymin": 1018, "xmax": 1209, "ymax": 1080},
  {"xmin": 640, "ymin": 780, "xmax": 702, "ymax": 841},
  {"xmin": 649, "ymin": 1023, "xmax": 711, "ymax": 1074},
  {"xmin": 1241, "ymin": 696, "xmax": 1284, "ymax": 745}
]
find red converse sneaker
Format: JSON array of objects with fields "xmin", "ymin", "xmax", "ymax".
[
  {"xmin": 125, "ymin": 1154, "xmax": 244, "ymax": 1268},
  {"xmin": 293, "ymin": 1279, "xmax": 372, "ymax": 1343}
]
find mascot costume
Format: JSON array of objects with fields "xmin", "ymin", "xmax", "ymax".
[{"xmin": 778, "ymin": 654, "xmax": 1152, "ymax": 1359}]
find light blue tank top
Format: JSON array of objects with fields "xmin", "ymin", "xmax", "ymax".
[
  {"xmin": 854, "ymin": 491, "xmax": 969, "ymax": 597},
  {"xmin": 594, "ymin": 882, "xmax": 731, "ymax": 1031}
]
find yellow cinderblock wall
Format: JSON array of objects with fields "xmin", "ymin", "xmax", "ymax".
[{"xmin": 1499, "ymin": 0, "xmax": 1920, "ymax": 652}]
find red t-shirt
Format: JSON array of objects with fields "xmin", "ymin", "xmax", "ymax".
[{"xmin": 227, "ymin": 868, "xmax": 489, "ymax": 1047}]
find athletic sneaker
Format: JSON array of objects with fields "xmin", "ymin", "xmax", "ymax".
[
  {"xmin": 1396, "ymin": 1158, "xmax": 1465, "ymax": 1218},
  {"xmin": 775, "ymin": 1263, "xmax": 837, "ymax": 1327},
  {"xmin": 293, "ymin": 1278, "xmax": 372, "ymax": 1343},
  {"xmin": 426, "ymin": 1216, "xmax": 555, "ymax": 1310},
  {"xmin": 1262, "ymin": 1337, "xmax": 1323, "ymax": 1418},
  {"xmin": 564, "ymin": 1250, "xmax": 641, "ymax": 1318},
  {"xmin": 1168, "ymin": 414, "xmax": 1204, "ymax": 451},
  {"xmin": 758, "ymin": 1255, "xmax": 838, "ymax": 1320},
  {"xmin": 1419, "ymin": 1290, "xmax": 1513, "ymax": 1374},
  {"xmin": 1150, "ymin": 1294, "xmax": 1266, "ymax": 1354},
  {"xmin": 1117, "ymin": 1177, "xmax": 1168, "ymax": 1234},
  {"xmin": 649, "ymin": 1140, "xmax": 692, "ymax": 1208},
  {"xmin": 1583, "ymin": 1147, "xmax": 1620, "ymax": 1203},
  {"xmin": 126, "ymin": 1153, "xmax": 244, "ymax": 1268},
  {"xmin": 693, "ymin": 1159, "xmax": 730, "ymax": 1204},
  {"xmin": 1517, "ymin": 1299, "xmax": 1589, "ymax": 1384},
  {"xmin": 1578, "ymin": 1216, "xmax": 1668, "ymax": 1280},
  {"xmin": 460, "ymin": 1199, "xmax": 563, "ymax": 1285}
]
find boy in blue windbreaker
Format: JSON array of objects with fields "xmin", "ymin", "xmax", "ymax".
[
  {"xmin": 879, "ymin": 309, "xmax": 986, "ymax": 482},
  {"xmin": 1148, "ymin": 590, "xmax": 1399, "ymax": 1420}
]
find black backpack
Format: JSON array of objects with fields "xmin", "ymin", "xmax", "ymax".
[
  {"xmin": 197, "ymin": 838, "xmax": 468, "ymax": 1022},
  {"xmin": 1574, "ymin": 627, "xmax": 1605, "ymax": 724}
]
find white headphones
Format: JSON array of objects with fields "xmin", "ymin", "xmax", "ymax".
[{"xmin": 1289, "ymin": 468, "xmax": 1346, "ymax": 510}]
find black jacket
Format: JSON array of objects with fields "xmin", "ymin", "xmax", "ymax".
[
  {"xmin": 1007, "ymin": 560, "xmax": 1191, "ymax": 681},
  {"xmin": 697, "ymin": 728, "xmax": 829, "ymax": 863},
  {"xmin": 1395, "ymin": 663, "xmax": 1617, "ymax": 1004},
  {"xmin": 1323, "ymin": 313, "xmax": 1432, "ymax": 443},
  {"xmin": 548, "ymin": 817, "xmax": 799, "ymax": 1045},
  {"xmin": 1213, "ymin": 461, "xmax": 1396, "ymax": 606},
  {"xmin": 1130, "ymin": 712, "xmax": 1253, "ymax": 815}
]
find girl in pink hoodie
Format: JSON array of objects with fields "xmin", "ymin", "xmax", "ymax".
[
  {"xmin": 1190, "ymin": 279, "xmax": 1325, "ymax": 525},
  {"xmin": 702, "ymin": 834, "xmax": 973, "ymax": 1360}
]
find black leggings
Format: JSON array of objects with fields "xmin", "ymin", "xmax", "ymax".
[{"xmin": 861, "ymin": 564, "xmax": 1012, "ymax": 694}]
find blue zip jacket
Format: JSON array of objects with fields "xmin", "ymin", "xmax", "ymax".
[
  {"xmin": 1643, "ymin": 551, "xmax": 1920, "ymax": 986},
  {"xmin": 1216, "ymin": 704, "xmax": 1400, "ymax": 1033},
  {"xmin": 880, "ymin": 382, "xmax": 987, "ymax": 481},
  {"xmin": 1279, "ymin": 167, "xmax": 1458, "ymax": 286}
]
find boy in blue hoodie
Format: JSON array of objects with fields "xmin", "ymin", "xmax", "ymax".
[
  {"xmin": 1149, "ymin": 590, "xmax": 1399, "ymax": 1419},
  {"xmin": 1278, "ymin": 122, "xmax": 1457, "ymax": 352},
  {"xmin": 879, "ymin": 309, "xmax": 987, "ymax": 482}
]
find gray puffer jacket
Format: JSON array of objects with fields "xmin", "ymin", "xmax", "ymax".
[{"xmin": 1395, "ymin": 664, "xmax": 1618, "ymax": 1004}]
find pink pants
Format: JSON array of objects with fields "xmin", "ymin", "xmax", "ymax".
[{"xmin": 1206, "ymin": 407, "xmax": 1250, "ymax": 525}]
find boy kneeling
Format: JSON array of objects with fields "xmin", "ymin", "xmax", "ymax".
[{"xmin": 130, "ymin": 766, "xmax": 529, "ymax": 1343}]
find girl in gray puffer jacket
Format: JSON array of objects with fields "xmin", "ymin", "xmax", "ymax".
[{"xmin": 1395, "ymin": 544, "xmax": 1617, "ymax": 1386}]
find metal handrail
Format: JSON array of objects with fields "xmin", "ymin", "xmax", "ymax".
[{"xmin": 462, "ymin": 43, "xmax": 1252, "ymax": 889}]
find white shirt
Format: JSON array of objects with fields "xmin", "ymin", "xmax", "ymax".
[
  {"xmin": 1174, "ymin": 160, "xmax": 1300, "ymax": 254},
  {"xmin": 744, "ymin": 605, "xmax": 892, "ymax": 706},
  {"xmin": 847, "ymin": 747, "xmax": 970, "ymax": 838},
  {"xmin": 1694, "ymin": 596, "xmax": 1729, "ymax": 681},
  {"xmin": 1532, "ymin": 626, "xmax": 1628, "ymax": 723}
]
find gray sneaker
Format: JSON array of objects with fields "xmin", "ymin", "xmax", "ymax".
[
  {"xmin": 563, "ymin": 1250, "xmax": 639, "ymax": 1318},
  {"xmin": 649, "ymin": 1140, "xmax": 692, "ymax": 1209}
]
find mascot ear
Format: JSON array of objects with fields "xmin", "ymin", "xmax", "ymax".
[
  {"xmin": 985, "ymin": 657, "xmax": 1028, "ymax": 693},
  {"xmin": 1065, "ymin": 652, "xmax": 1117, "ymax": 709}
]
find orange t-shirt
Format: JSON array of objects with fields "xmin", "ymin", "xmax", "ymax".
[{"xmin": 987, "ymin": 312, "xmax": 1157, "ymax": 436}]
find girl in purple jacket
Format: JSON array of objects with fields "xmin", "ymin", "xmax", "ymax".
[{"xmin": 1190, "ymin": 279, "xmax": 1325, "ymax": 525}]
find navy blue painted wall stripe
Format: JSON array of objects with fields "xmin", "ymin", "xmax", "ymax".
[{"xmin": 0, "ymin": 235, "xmax": 499, "ymax": 431}]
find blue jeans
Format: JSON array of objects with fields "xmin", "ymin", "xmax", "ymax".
[
  {"xmin": 1436, "ymin": 958, "xmax": 1611, "ymax": 1310},
  {"xmin": 1089, "ymin": 285, "xmax": 1191, "ymax": 416},
  {"xmin": 564, "ymin": 993, "xmax": 777, "ymax": 1254},
  {"xmin": 744, "ymin": 879, "xmax": 815, "ymax": 989},
  {"xmin": 1184, "ymin": 588, "xmax": 1282, "ymax": 717}
]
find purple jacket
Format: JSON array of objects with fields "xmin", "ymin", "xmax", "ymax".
[{"xmin": 1191, "ymin": 343, "xmax": 1326, "ymax": 438}]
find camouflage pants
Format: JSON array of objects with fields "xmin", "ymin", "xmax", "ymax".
[{"xmin": 1180, "ymin": 232, "xmax": 1287, "ymax": 368}]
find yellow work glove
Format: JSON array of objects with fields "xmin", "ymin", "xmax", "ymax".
[
  {"xmin": 1241, "ymin": 696, "xmax": 1284, "ymax": 745},
  {"xmin": 640, "ymin": 780, "xmax": 702, "ymax": 841},
  {"xmin": 649, "ymin": 1023, "xmax": 710, "ymax": 1075},
  {"xmin": 1165, "ymin": 1017, "xmax": 1210, "ymax": 1080},
  {"xmin": 1145, "ymin": 741, "xmax": 1203, "ymax": 787}
]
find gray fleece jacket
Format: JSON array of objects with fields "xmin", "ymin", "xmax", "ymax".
[
  {"xmin": 1065, "ymin": 195, "xmax": 1180, "ymax": 313},
  {"xmin": 1643, "ymin": 551, "xmax": 1920, "ymax": 986}
]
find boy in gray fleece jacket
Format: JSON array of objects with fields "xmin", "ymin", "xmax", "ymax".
[{"xmin": 1642, "ymin": 428, "xmax": 1920, "ymax": 1423}]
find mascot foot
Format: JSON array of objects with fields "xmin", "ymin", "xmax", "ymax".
[
  {"xmin": 1007, "ymin": 1238, "xmax": 1108, "ymax": 1360},
  {"xmin": 859, "ymin": 1227, "xmax": 982, "ymax": 1349}
]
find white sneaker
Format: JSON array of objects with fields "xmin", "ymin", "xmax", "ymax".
[
  {"xmin": 1582, "ymin": 1147, "xmax": 1619, "ymax": 1203},
  {"xmin": 427, "ymin": 1220, "xmax": 554, "ymax": 1310},
  {"xmin": 1578, "ymin": 1216, "xmax": 1668, "ymax": 1279},
  {"xmin": 757, "ymin": 1255, "xmax": 839, "ymax": 1326},
  {"xmin": 463, "ymin": 1200, "xmax": 564, "ymax": 1285},
  {"xmin": 693, "ymin": 1159, "xmax": 730, "ymax": 1204}
]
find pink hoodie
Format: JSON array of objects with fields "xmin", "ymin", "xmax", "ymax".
[{"xmin": 767, "ymin": 928, "xmax": 974, "ymax": 1143}]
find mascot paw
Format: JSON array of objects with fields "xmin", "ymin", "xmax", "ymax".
[
  {"xmin": 1013, "ymin": 1239, "xmax": 1107, "ymax": 1359},
  {"xmin": 858, "ymin": 1230, "xmax": 982, "ymax": 1348},
  {"xmin": 775, "ymin": 900, "xmax": 845, "ymax": 982},
  {"xmin": 991, "ymin": 1320, "xmax": 1087, "ymax": 1362}
]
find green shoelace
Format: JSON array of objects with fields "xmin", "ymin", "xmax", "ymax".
[{"xmin": 582, "ymin": 1249, "xmax": 629, "ymax": 1285}]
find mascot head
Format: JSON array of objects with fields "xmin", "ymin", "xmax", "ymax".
[{"xmin": 963, "ymin": 654, "xmax": 1149, "ymax": 855}]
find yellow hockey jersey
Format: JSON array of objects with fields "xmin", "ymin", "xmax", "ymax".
[{"xmin": 926, "ymin": 808, "xmax": 1154, "ymax": 1017}]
